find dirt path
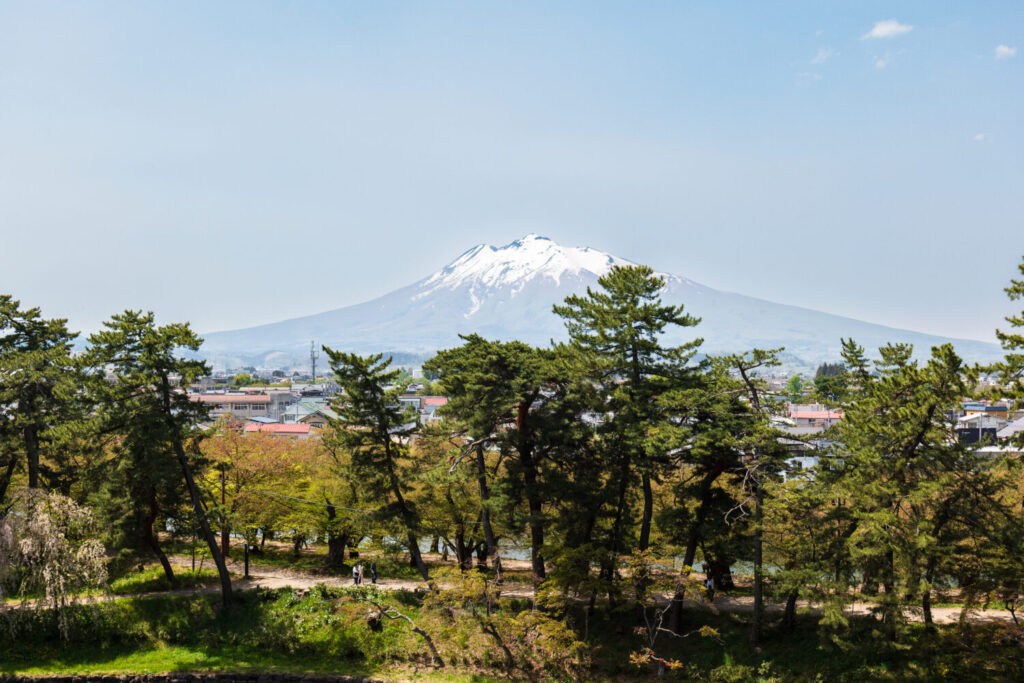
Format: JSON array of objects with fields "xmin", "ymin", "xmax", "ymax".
[
  {"xmin": 15, "ymin": 554, "xmax": 1007, "ymax": 626},
  {"xmin": 157, "ymin": 555, "xmax": 1014, "ymax": 625}
]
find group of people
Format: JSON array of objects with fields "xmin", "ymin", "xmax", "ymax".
[{"xmin": 352, "ymin": 560, "xmax": 377, "ymax": 585}]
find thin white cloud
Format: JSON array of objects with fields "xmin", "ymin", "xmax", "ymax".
[
  {"xmin": 973, "ymin": 133, "xmax": 985, "ymax": 142},
  {"xmin": 995, "ymin": 45, "xmax": 1017, "ymax": 60},
  {"xmin": 811, "ymin": 47, "xmax": 833, "ymax": 64},
  {"xmin": 796, "ymin": 72, "xmax": 822, "ymax": 84},
  {"xmin": 875, "ymin": 53, "xmax": 892, "ymax": 69},
  {"xmin": 862, "ymin": 20, "xmax": 913, "ymax": 40}
]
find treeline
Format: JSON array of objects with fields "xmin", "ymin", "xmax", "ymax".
[{"xmin": 2, "ymin": 259, "xmax": 1024, "ymax": 663}]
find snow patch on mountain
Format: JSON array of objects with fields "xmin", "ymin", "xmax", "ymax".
[{"xmin": 415, "ymin": 234, "xmax": 631, "ymax": 302}]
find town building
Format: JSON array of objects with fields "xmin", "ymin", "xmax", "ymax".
[
  {"xmin": 189, "ymin": 390, "xmax": 293, "ymax": 421},
  {"xmin": 243, "ymin": 422, "xmax": 312, "ymax": 439},
  {"xmin": 787, "ymin": 404, "xmax": 843, "ymax": 428}
]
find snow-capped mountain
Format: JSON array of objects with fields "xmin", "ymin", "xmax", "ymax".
[{"xmin": 198, "ymin": 234, "xmax": 1001, "ymax": 371}]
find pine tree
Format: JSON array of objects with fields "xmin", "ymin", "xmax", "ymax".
[
  {"xmin": 427, "ymin": 335, "xmax": 554, "ymax": 584},
  {"xmin": 87, "ymin": 311, "xmax": 233, "ymax": 608},
  {"xmin": 828, "ymin": 340, "xmax": 975, "ymax": 641},
  {"xmin": 553, "ymin": 265, "xmax": 702, "ymax": 606},
  {"xmin": 0, "ymin": 296, "xmax": 83, "ymax": 502},
  {"xmin": 425, "ymin": 334, "xmax": 514, "ymax": 579},
  {"xmin": 322, "ymin": 349, "xmax": 432, "ymax": 585},
  {"xmin": 813, "ymin": 362, "xmax": 848, "ymax": 403},
  {"xmin": 727, "ymin": 348, "xmax": 788, "ymax": 647},
  {"xmin": 994, "ymin": 256, "xmax": 1024, "ymax": 445}
]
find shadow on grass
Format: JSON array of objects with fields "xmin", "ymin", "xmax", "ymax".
[{"xmin": 1, "ymin": 641, "xmax": 374, "ymax": 677}]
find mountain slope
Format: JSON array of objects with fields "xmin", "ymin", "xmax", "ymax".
[{"xmin": 198, "ymin": 235, "xmax": 1001, "ymax": 370}]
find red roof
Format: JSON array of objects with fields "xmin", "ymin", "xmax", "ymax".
[
  {"xmin": 243, "ymin": 423, "xmax": 310, "ymax": 435},
  {"xmin": 421, "ymin": 396, "xmax": 449, "ymax": 406},
  {"xmin": 192, "ymin": 394, "xmax": 270, "ymax": 404},
  {"xmin": 788, "ymin": 409, "xmax": 843, "ymax": 420}
]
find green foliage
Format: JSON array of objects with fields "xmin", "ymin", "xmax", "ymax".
[
  {"xmin": 85, "ymin": 310, "xmax": 233, "ymax": 607},
  {"xmin": 231, "ymin": 373, "xmax": 258, "ymax": 387},
  {"xmin": 322, "ymin": 349, "xmax": 431, "ymax": 583},
  {"xmin": 108, "ymin": 566, "xmax": 223, "ymax": 595},
  {"xmin": 0, "ymin": 295, "xmax": 84, "ymax": 498},
  {"xmin": 552, "ymin": 264, "xmax": 704, "ymax": 596},
  {"xmin": 813, "ymin": 362, "xmax": 848, "ymax": 403},
  {"xmin": 785, "ymin": 375, "xmax": 804, "ymax": 402}
]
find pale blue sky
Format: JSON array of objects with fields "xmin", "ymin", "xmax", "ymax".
[{"xmin": 1, "ymin": 2, "xmax": 1021, "ymax": 342}]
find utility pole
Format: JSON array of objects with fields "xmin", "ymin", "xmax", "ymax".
[{"xmin": 310, "ymin": 340, "xmax": 319, "ymax": 382}]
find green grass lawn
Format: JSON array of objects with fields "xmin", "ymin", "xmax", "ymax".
[
  {"xmin": 110, "ymin": 566, "xmax": 227, "ymax": 595},
  {"xmin": 1, "ymin": 642, "xmax": 360, "ymax": 676}
]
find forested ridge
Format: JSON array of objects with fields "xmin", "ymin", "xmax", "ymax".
[{"xmin": 2, "ymin": 259, "xmax": 1024, "ymax": 681}]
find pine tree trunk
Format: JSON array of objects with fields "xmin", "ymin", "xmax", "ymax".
[
  {"xmin": 381, "ymin": 439, "xmax": 430, "ymax": 584},
  {"xmin": 671, "ymin": 468, "xmax": 721, "ymax": 632},
  {"xmin": 882, "ymin": 549, "xmax": 897, "ymax": 643},
  {"xmin": 0, "ymin": 454, "xmax": 19, "ymax": 508},
  {"xmin": 635, "ymin": 471, "xmax": 654, "ymax": 624},
  {"xmin": 922, "ymin": 556, "xmax": 937, "ymax": 633},
  {"xmin": 220, "ymin": 470, "xmax": 230, "ymax": 558},
  {"xmin": 325, "ymin": 501, "xmax": 347, "ymax": 568},
  {"xmin": 605, "ymin": 451, "xmax": 633, "ymax": 604},
  {"xmin": 159, "ymin": 375, "xmax": 233, "ymax": 608},
  {"xmin": 922, "ymin": 590, "xmax": 934, "ymax": 631},
  {"xmin": 517, "ymin": 400, "xmax": 545, "ymax": 583},
  {"xmin": 144, "ymin": 492, "xmax": 175, "ymax": 585},
  {"xmin": 783, "ymin": 589, "xmax": 799, "ymax": 633},
  {"xmin": 475, "ymin": 444, "xmax": 502, "ymax": 579},
  {"xmin": 639, "ymin": 472, "xmax": 653, "ymax": 550},
  {"xmin": 174, "ymin": 439, "xmax": 233, "ymax": 608},
  {"xmin": 705, "ymin": 549, "xmax": 735, "ymax": 591},
  {"xmin": 24, "ymin": 424, "xmax": 40, "ymax": 489},
  {"xmin": 749, "ymin": 476, "xmax": 763, "ymax": 648}
]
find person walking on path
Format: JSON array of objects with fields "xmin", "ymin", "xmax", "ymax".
[
  {"xmin": 357, "ymin": 562, "xmax": 365, "ymax": 585},
  {"xmin": 352, "ymin": 562, "xmax": 360, "ymax": 585},
  {"xmin": 705, "ymin": 576, "xmax": 715, "ymax": 602},
  {"xmin": 370, "ymin": 561, "xmax": 377, "ymax": 584}
]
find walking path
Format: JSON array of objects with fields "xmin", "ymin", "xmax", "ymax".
[
  {"xmin": 7, "ymin": 553, "xmax": 1009, "ymax": 626},
  {"xmin": 152, "ymin": 555, "xmax": 1015, "ymax": 626}
]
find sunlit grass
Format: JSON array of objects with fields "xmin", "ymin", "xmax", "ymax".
[{"xmin": 109, "ymin": 566, "xmax": 225, "ymax": 595}]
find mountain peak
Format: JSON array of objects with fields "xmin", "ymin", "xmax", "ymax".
[{"xmin": 418, "ymin": 235, "xmax": 628, "ymax": 301}]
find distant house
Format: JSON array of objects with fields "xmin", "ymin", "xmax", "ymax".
[
  {"xmin": 243, "ymin": 422, "xmax": 312, "ymax": 439},
  {"xmin": 282, "ymin": 398, "xmax": 339, "ymax": 428},
  {"xmin": 190, "ymin": 390, "xmax": 293, "ymax": 421},
  {"xmin": 787, "ymin": 404, "xmax": 843, "ymax": 428},
  {"xmin": 291, "ymin": 380, "xmax": 342, "ymax": 398},
  {"xmin": 962, "ymin": 401, "xmax": 1009, "ymax": 417},
  {"xmin": 418, "ymin": 396, "xmax": 449, "ymax": 424},
  {"xmin": 399, "ymin": 396, "xmax": 422, "ymax": 411},
  {"xmin": 297, "ymin": 406, "xmax": 339, "ymax": 429},
  {"xmin": 191, "ymin": 393, "xmax": 270, "ymax": 421},
  {"xmin": 997, "ymin": 415, "xmax": 1024, "ymax": 442},
  {"xmin": 956, "ymin": 412, "xmax": 1006, "ymax": 445}
]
